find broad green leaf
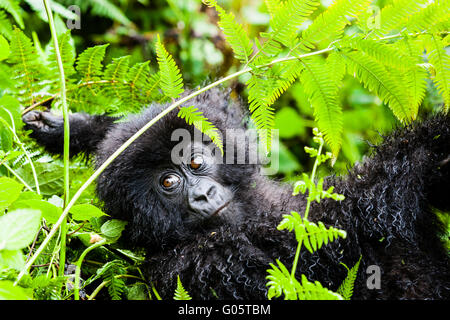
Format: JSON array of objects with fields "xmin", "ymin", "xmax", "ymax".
[
  {"xmin": 0, "ymin": 209, "xmax": 41, "ymax": 250},
  {"xmin": 9, "ymin": 200, "xmax": 62, "ymax": 224},
  {"xmin": 101, "ymin": 219, "xmax": 128, "ymax": 241},
  {"xmin": 0, "ymin": 177, "xmax": 23, "ymax": 213},
  {"xmin": 16, "ymin": 162, "xmax": 64, "ymax": 196},
  {"xmin": 0, "ymin": 249, "xmax": 24, "ymax": 270},
  {"xmin": 0, "ymin": 281, "xmax": 31, "ymax": 300},
  {"xmin": 70, "ymin": 204, "xmax": 106, "ymax": 221},
  {"xmin": 0, "ymin": 34, "xmax": 9, "ymax": 60}
]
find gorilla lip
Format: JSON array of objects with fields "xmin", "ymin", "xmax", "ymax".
[{"xmin": 212, "ymin": 201, "xmax": 230, "ymax": 217}]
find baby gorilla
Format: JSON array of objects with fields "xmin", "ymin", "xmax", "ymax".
[{"xmin": 23, "ymin": 89, "xmax": 450, "ymax": 299}]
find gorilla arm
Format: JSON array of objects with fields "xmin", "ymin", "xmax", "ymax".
[{"xmin": 22, "ymin": 111, "xmax": 116, "ymax": 157}]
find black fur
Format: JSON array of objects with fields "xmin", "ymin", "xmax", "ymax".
[{"xmin": 23, "ymin": 88, "xmax": 450, "ymax": 299}]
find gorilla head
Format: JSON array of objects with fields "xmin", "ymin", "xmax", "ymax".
[{"xmin": 94, "ymin": 95, "xmax": 259, "ymax": 248}]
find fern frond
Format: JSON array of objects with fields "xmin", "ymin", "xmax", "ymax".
[
  {"xmin": 174, "ymin": 275, "xmax": 192, "ymax": 300},
  {"xmin": 127, "ymin": 61, "xmax": 162, "ymax": 107},
  {"xmin": 177, "ymin": 106, "xmax": 224, "ymax": 154},
  {"xmin": 375, "ymin": 0, "xmax": 428, "ymax": 36},
  {"xmin": 406, "ymin": 0, "xmax": 450, "ymax": 33},
  {"xmin": 278, "ymin": 211, "xmax": 347, "ymax": 254},
  {"xmin": 0, "ymin": 10, "xmax": 13, "ymax": 40},
  {"xmin": 338, "ymin": 50, "xmax": 414, "ymax": 122},
  {"xmin": 326, "ymin": 51, "xmax": 346, "ymax": 86},
  {"xmin": 0, "ymin": 0, "xmax": 24, "ymax": 29},
  {"xmin": 203, "ymin": 0, "xmax": 253, "ymax": 64},
  {"xmin": 266, "ymin": 260, "xmax": 343, "ymax": 300},
  {"xmin": 8, "ymin": 27, "xmax": 45, "ymax": 106},
  {"xmin": 340, "ymin": 37, "xmax": 417, "ymax": 71},
  {"xmin": 155, "ymin": 35, "xmax": 184, "ymax": 99},
  {"xmin": 426, "ymin": 34, "xmax": 450, "ymax": 110},
  {"xmin": 104, "ymin": 55, "xmax": 130, "ymax": 101},
  {"xmin": 300, "ymin": 0, "xmax": 372, "ymax": 50},
  {"xmin": 246, "ymin": 73, "xmax": 277, "ymax": 152},
  {"xmin": 264, "ymin": 0, "xmax": 284, "ymax": 18},
  {"xmin": 337, "ymin": 256, "xmax": 361, "ymax": 300},
  {"xmin": 258, "ymin": 0, "xmax": 320, "ymax": 56},
  {"xmin": 76, "ymin": 44, "xmax": 109, "ymax": 82},
  {"xmin": 296, "ymin": 274, "xmax": 343, "ymax": 300},
  {"xmin": 394, "ymin": 38, "xmax": 427, "ymax": 114},
  {"xmin": 93, "ymin": 260, "xmax": 127, "ymax": 300},
  {"xmin": 299, "ymin": 56, "xmax": 343, "ymax": 156},
  {"xmin": 88, "ymin": 0, "xmax": 131, "ymax": 26}
]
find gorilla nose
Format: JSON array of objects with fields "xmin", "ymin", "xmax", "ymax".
[{"xmin": 192, "ymin": 184, "xmax": 217, "ymax": 202}]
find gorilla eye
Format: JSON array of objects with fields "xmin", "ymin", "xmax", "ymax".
[
  {"xmin": 161, "ymin": 174, "xmax": 181, "ymax": 189},
  {"xmin": 190, "ymin": 155, "xmax": 204, "ymax": 170}
]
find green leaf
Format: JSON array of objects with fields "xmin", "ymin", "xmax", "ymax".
[
  {"xmin": 300, "ymin": 0, "xmax": 372, "ymax": 51},
  {"xmin": 8, "ymin": 27, "xmax": 45, "ymax": 106},
  {"xmin": 278, "ymin": 212, "xmax": 347, "ymax": 253},
  {"xmin": 70, "ymin": 204, "xmax": 106, "ymax": 221},
  {"xmin": 177, "ymin": 106, "xmax": 224, "ymax": 154},
  {"xmin": 76, "ymin": 44, "xmax": 109, "ymax": 82},
  {"xmin": 100, "ymin": 219, "xmax": 128, "ymax": 241},
  {"xmin": 426, "ymin": 34, "xmax": 450, "ymax": 110},
  {"xmin": 16, "ymin": 162, "xmax": 64, "ymax": 196},
  {"xmin": 155, "ymin": 35, "xmax": 184, "ymax": 99},
  {"xmin": 299, "ymin": 57, "xmax": 343, "ymax": 156},
  {"xmin": 260, "ymin": 0, "xmax": 320, "ymax": 54},
  {"xmin": 204, "ymin": 0, "xmax": 253, "ymax": 64},
  {"xmin": 338, "ymin": 50, "xmax": 414, "ymax": 123},
  {"xmin": 174, "ymin": 275, "xmax": 192, "ymax": 300},
  {"xmin": 0, "ymin": 34, "xmax": 9, "ymax": 60},
  {"xmin": 0, "ymin": 209, "xmax": 41, "ymax": 250},
  {"xmin": 0, "ymin": 281, "xmax": 31, "ymax": 300},
  {"xmin": 337, "ymin": 256, "xmax": 362, "ymax": 300},
  {"xmin": 0, "ymin": 0, "xmax": 24, "ymax": 29},
  {"xmin": 0, "ymin": 177, "xmax": 23, "ymax": 213},
  {"xmin": 9, "ymin": 200, "xmax": 62, "ymax": 224},
  {"xmin": 0, "ymin": 249, "xmax": 24, "ymax": 270}
]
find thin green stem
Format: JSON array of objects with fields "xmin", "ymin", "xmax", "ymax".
[
  {"xmin": 290, "ymin": 137, "xmax": 323, "ymax": 277},
  {"xmin": 0, "ymin": 117, "xmax": 40, "ymax": 194},
  {"xmin": 43, "ymin": 0, "xmax": 70, "ymax": 278},
  {"xmin": 74, "ymin": 239, "xmax": 108, "ymax": 300},
  {"xmin": 2, "ymin": 163, "xmax": 34, "ymax": 192}
]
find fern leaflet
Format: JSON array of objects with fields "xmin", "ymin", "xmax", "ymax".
[
  {"xmin": 174, "ymin": 275, "xmax": 192, "ymax": 300},
  {"xmin": 338, "ymin": 50, "xmax": 414, "ymax": 122},
  {"xmin": 267, "ymin": 260, "xmax": 343, "ymax": 300},
  {"xmin": 203, "ymin": 0, "xmax": 253, "ymax": 64},
  {"xmin": 177, "ymin": 106, "xmax": 224, "ymax": 154},
  {"xmin": 337, "ymin": 256, "xmax": 362, "ymax": 300},
  {"xmin": 426, "ymin": 34, "xmax": 450, "ymax": 110},
  {"xmin": 155, "ymin": 35, "xmax": 184, "ymax": 99},
  {"xmin": 278, "ymin": 211, "xmax": 347, "ymax": 254},
  {"xmin": 299, "ymin": 56, "xmax": 343, "ymax": 157},
  {"xmin": 76, "ymin": 44, "xmax": 109, "ymax": 82}
]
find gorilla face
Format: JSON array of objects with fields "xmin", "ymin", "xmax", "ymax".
[{"xmin": 152, "ymin": 142, "xmax": 234, "ymax": 226}]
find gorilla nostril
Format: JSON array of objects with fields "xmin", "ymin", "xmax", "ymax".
[
  {"xmin": 207, "ymin": 185, "xmax": 216, "ymax": 197},
  {"xmin": 194, "ymin": 194, "xmax": 208, "ymax": 202}
]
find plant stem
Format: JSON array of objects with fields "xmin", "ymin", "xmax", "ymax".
[
  {"xmin": 43, "ymin": 0, "xmax": 70, "ymax": 278},
  {"xmin": 2, "ymin": 163, "xmax": 34, "ymax": 192},
  {"xmin": 290, "ymin": 137, "xmax": 324, "ymax": 277},
  {"xmin": 74, "ymin": 239, "xmax": 108, "ymax": 300},
  {"xmin": 15, "ymin": 47, "xmax": 332, "ymax": 286},
  {"xmin": 0, "ymin": 117, "xmax": 40, "ymax": 194}
]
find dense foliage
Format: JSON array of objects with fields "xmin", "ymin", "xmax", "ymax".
[{"xmin": 0, "ymin": 0, "xmax": 448, "ymax": 300}]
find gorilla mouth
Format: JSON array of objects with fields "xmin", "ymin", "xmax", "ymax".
[{"xmin": 212, "ymin": 201, "xmax": 230, "ymax": 217}]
